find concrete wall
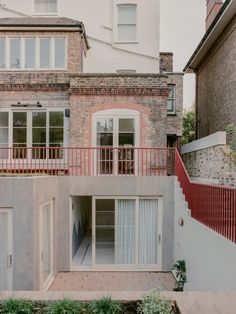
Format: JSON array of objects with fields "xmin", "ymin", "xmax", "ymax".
[
  {"xmin": 174, "ymin": 180, "xmax": 236, "ymax": 291},
  {"xmin": 0, "ymin": 176, "xmax": 58, "ymax": 290},
  {"xmin": 196, "ymin": 13, "xmax": 236, "ymax": 139},
  {"xmin": 0, "ymin": 0, "xmax": 160, "ymax": 73}
]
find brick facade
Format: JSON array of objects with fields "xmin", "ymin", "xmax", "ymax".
[
  {"xmin": 0, "ymin": 30, "xmax": 83, "ymax": 73},
  {"xmin": 0, "ymin": 73, "xmax": 183, "ymax": 148},
  {"xmin": 160, "ymin": 52, "xmax": 173, "ymax": 73},
  {"xmin": 196, "ymin": 13, "xmax": 236, "ymax": 140}
]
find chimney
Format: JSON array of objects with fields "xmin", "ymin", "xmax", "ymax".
[
  {"xmin": 159, "ymin": 52, "xmax": 173, "ymax": 73},
  {"xmin": 206, "ymin": 0, "xmax": 223, "ymax": 30}
]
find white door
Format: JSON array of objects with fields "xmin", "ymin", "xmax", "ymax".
[
  {"xmin": 94, "ymin": 115, "xmax": 138, "ymax": 175},
  {"xmin": 40, "ymin": 201, "xmax": 53, "ymax": 289},
  {"xmin": 0, "ymin": 209, "xmax": 13, "ymax": 290}
]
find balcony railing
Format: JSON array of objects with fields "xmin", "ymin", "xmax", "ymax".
[{"xmin": 0, "ymin": 147, "xmax": 176, "ymax": 176}]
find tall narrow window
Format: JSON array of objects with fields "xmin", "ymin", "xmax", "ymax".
[
  {"xmin": 40, "ymin": 38, "xmax": 51, "ymax": 68},
  {"xmin": 0, "ymin": 38, "xmax": 6, "ymax": 69},
  {"xmin": 49, "ymin": 112, "xmax": 64, "ymax": 148},
  {"xmin": 10, "ymin": 38, "xmax": 21, "ymax": 69},
  {"xmin": 167, "ymin": 85, "xmax": 176, "ymax": 114},
  {"xmin": 25, "ymin": 38, "xmax": 36, "ymax": 69},
  {"xmin": 35, "ymin": 0, "xmax": 57, "ymax": 13},
  {"xmin": 117, "ymin": 5, "xmax": 137, "ymax": 41},
  {"xmin": 54, "ymin": 37, "xmax": 66, "ymax": 68}
]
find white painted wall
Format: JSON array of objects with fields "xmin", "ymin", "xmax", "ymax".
[
  {"xmin": 174, "ymin": 180, "xmax": 236, "ymax": 291},
  {"xmin": 0, "ymin": 0, "xmax": 160, "ymax": 73}
]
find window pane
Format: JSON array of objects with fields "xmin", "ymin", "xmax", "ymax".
[
  {"xmin": 119, "ymin": 133, "xmax": 134, "ymax": 146},
  {"xmin": 13, "ymin": 128, "xmax": 27, "ymax": 144},
  {"xmin": 25, "ymin": 38, "xmax": 36, "ymax": 69},
  {"xmin": 97, "ymin": 119, "xmax": 113, "ymax": 133},
  {"xmin": 33, "ymin": 128, "xmax": 46, "ymax": 144},
  {"xmin": 0, "ymin": 128, "xmax": 8, "ymax": 144},
  {"xmin": 168, "ymin": 85, "xmax": 175, "ymax": 98},
  {"xmin": 118, "ymin": 25, "xmax": 136, "ymax": 41},
  {"xmin": 35, "ymin": 0, "xmax": 57, "ymax": 13},
  {"xmin": 40, "ymin": 38, "xmax": 50, "ymax": 68},
  {"xmin": 10, "ymin": 38, "xmax": 21, "ymax": 69},
  {"xmin": 13, "ymin": 112, "xmax": 27, "ymax": 127},
  {"xmin": 119, "ymin": 119, "xmax": 135, "ymax": 132},
  {"xmin": 49, "ymin": 112, "xmax": 63, "ymax": 127},
  {"xmin": 55, "ymin": 38, "xmax": 66, "ymax": 68},
  {"xmin": 0, "ymin": 112, "xmax": 8, "ymax": 127},
  {"xmin": 167, "ymin": 100, "xmax": 175, "ymax": 112},
  {"xmin": 32, "ymin": 112, "xmax": 46, "ymax": 127},
  {"xmin": 49, "ymin": 128, "xmax": 63, "ymax": 143},
  {"xmin": 0, "ymin": 38, "xmax": 5, "ymax": 69},
  {"xmin": 96, "ymin": 133, "xmax": 113, "ymax": 146},
  {"xmin": 118, "ymin": 6, "xmax": 136, "ymax": 24}
]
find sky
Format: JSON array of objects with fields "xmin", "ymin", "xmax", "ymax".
[{"xmin": 160, "ymin": 0, "xmax": 206, "ymax": 109}]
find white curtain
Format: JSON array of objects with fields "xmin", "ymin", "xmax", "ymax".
[
  {"xmin": 139, "ymin": 199, "xmax": 158, "ymax": 264},
  {"xmin": 0, "ymin": 213, "xmax": 8, "ymax": 290},
  {"xmin": 115, "ymin": 200, "xmax": 135, "ymax": 264}
]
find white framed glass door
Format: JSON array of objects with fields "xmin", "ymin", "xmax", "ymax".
[
  {"xmin": 40, "ymin": 201, "xmax": 53, "ymax": 290},
  {"xmin": 92, "ymin": 197, "xmax": 162, "ymax": 269},
  {"xmin": 93, "ymin": 110, "xmax": 139, "ymax": 175},
  {"xmin": 0, "ymin": 208, "xmax": 13, "ymax": 290}
]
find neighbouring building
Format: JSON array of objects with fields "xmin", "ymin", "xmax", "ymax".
[
  {"xmin": 0, "ymin": 0, "xmax": 160, "ymax": 73},
  {"xmin": 183, "ymin": 0, "xmax": 236, "ymax": 187},
  {"xmin": 184, "ymin": 0, "xmax": 236, "ymax": 141},
  {"xmin": 0, "ymin": 16, "xmax": 183, "ymax": 291}
]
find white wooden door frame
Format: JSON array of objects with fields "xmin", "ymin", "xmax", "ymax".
[
  {"xmin": 91, "ymin": 196, "xmax": 162, "ymax": 271},
  {"xmin": 39, "ymin": 200, "xmax": 54, "ymax": 290},
  {"xmin": 0, "ymin": 208, "xmax": 13, "ymax": 290}
]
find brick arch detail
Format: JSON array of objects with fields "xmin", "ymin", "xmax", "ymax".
[{"xmin": 88, "ymin": 103, "xmax": 150, "ymax": 146}]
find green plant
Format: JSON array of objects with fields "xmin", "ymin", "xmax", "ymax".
[
  {"xmin": 89, "ymin": 297, "xmax": 122, "ymax": 314},
  {"xmin": 225, "ymin": 123, "xmax": 236, "ymax": 151},
  {"xmin": 181, "ymin": 110, "xmax": 195, "ymax": 145},
  {"xmin": 46, "ymin": 299, "xmax": 84, "ymax": 314},
  {"xmin": 0, "ymin": 298, "xmax": 35, "ymax": 314},
  {"xmin": 137, "ymin": 291, "xmax": 173, "ymax": 314},
  {"xmin": 172, "ymin": 260, "xmax": 187, "ymax": 291}
]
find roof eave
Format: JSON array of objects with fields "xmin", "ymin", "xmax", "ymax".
[{"xmin": 184, "ymin": 0, "xmax": 236, "ymax": 73}]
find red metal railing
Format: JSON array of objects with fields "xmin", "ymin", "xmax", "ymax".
[
  {"xmin": 175, "ymin": 149, "xmax": 236, "ymax": 243},
  {"xmin": 0, "ymin": 146, "xmax": 176, "ymax": 176}
]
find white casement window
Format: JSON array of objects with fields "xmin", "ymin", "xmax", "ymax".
[
  {"xmin": 167, "ymin": 84, "xmax": 176, "ymax": 114},
  {"xmin": 34, "ymin": 0, "xmax": 57, "ymax": 14},
  {"xmin": 0, "ymin": 110, "xmax": 65, "ymax": 149},
  {"xmin": 0, "ymin": 37, "xmax": 67, "ymax": 70},
  {"xmin": 117, "ymin": 5, "xmax": 137, "ymax": 42}
]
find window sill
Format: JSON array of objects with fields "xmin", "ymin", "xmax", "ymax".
[
  {"xmin": 114, "ymin": 41, "xmax": 138, "ymax": 44},
  {"xmin": 32, "ymin": 13, "xmax": 58, "ymax": 16},
  {"xmin": 167, "ymin": 112, "xmax": 177, "ymax": 116}
]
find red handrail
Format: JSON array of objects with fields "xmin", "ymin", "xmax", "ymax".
[{"xmin": 175, "ymin": 149, "xmax": 236, "ymax": 243}]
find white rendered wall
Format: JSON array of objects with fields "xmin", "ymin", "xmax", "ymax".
[
  {"xmin": 174, "ymin": 180, "xmax": 236, "ymax": 291},
  {"xmin": 0, "ymin": 0, "xmax": 160, "ymax": 73}
]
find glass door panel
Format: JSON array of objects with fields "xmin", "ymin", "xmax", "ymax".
[
  {"xmin": 0, "ymin": 112, "xmax": 9, "ymax": 159},
  {"xmin": 115, "ymin": 199, "xmax": 136, "ymax": 264},
  {"xmin": 138, "ymin": 199, "xmax": 158, "ymax": 264},
  {"xmin": 118, "ymin": 119, "xmax": 135, "ymax": 175},
  {"xmin": 13, "ymin": 112, "xmax": 27, "ymax": 159},
  {"xmin": 32, "ymin": 112, "xmax": 46, "ymax": 159},
  {"xmin": 95, "ymin": 199, "xmax": 115, "ymax": 264},
  {"xmin": 96, "ymin": 119, "xmax": 113, "ymax": 175}
]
